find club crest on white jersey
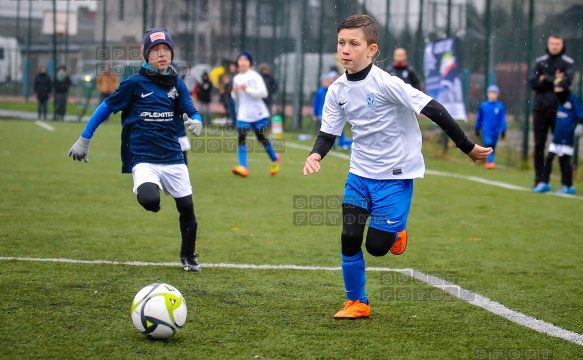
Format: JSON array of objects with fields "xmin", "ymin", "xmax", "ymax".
[
  {"xmin": 320, "ymin": 65, "xmax": 433, "ymax": 180},
  {"xmin": 366, "ymin": 93, "xmax": 376, "ymax": 109}
]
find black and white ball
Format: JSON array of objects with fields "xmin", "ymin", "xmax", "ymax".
[{"xmin": 130, "ymin": 283, "xmax": 187, "ymax": 339}]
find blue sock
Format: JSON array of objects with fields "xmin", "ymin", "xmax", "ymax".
[
  {"xmin": 341, "ymin": 251, "xmax": 368, "ymax": 304},
  {"xmin": 487, "ymin": 150, "xmax": 495, "ymax": 163},
  {"xmin": 265, "ymin": 141, "xmax": 277, "ymax": 162},
  {"xmin": 238, "ymin": 144, "xmax": 248, "ymax": 168}
]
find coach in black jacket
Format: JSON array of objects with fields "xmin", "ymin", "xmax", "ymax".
[
  {"xmin": 529, "ymin": 35, "xmax": 574, "ymax": 188},
  {"xmin": 385, "ymin": 48, "xmax": 421, "ymax": 91}
]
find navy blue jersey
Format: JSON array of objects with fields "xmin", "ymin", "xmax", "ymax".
[
  {"xmin": 553, "ymin": 94, "xmax": 583, "ymax": 147},
  {"xmin": 105, "ymin": 68, "xmax": 199, "ymax": 172}
]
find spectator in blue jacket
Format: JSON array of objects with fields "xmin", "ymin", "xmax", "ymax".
[
  {"xmin": 312, "ymin": 71, "xmax": 338, "ymax": 134},
  {"xmin": 474, "ymin": 85, "xmax": 507, "ymax": 169}
]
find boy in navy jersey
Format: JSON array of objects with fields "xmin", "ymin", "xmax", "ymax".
[
  {"xmin": 474, "ymin": 85, "xmax": 507, "ymax": 169},
  {"xmin": 68, "ymin": 28, "xmax": 204, "ymax": 272},
  {"xmin": 303, "ymin": 15, "xmax": 492, "ymax": 319}
]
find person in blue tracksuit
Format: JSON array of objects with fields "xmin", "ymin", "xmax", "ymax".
[
  {"xmin": 68, "ymin": 28, "xmax": 204, "ymax": 272},
  {"xmin": 312, "ymin": 71, "xmax": 338, "ymax": 133},
  {"xmin": 474, "ymin": 85, "xmax": 507, "ymax": 169},
  {"xmin": 313, "ymin": 71, "xmax": 353, "ymax": 149},
  {"xmin": 533, "ymin": 86, "xmax": 583, "ymax": 194}
]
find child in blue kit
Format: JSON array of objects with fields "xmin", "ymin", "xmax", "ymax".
[
  {"xmin": 533, "ymin": 85, "xmax": 583, "ymax": 194},
  {"xmin": 68, "ymin": 28, "xmax": 204, "ymax": 272},
  {"xmin": 474, "ymin": 85, "xmax": 507, "ymax": 169}
]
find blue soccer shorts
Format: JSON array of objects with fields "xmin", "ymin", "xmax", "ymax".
[
  {"xmin": 342, "ymin": 172, "xmax": 413, "ymax": 233},
  {"xmin": 236, "ymin": 118, "xmax": 269, "ymax": 132}
]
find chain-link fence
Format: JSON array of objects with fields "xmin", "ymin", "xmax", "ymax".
[{"xmin": 1, "ymin": 0, "xmax": 582, "ymax": 165}]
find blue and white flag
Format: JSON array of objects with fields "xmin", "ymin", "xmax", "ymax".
[{"xmin": 424, "ymin": 37, "xmax": 467, "ymax": 121}]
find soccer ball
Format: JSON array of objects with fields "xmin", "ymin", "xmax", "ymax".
[{"xmin": 130, "ymin": 283, "xmax": 188, "ymax": 339}]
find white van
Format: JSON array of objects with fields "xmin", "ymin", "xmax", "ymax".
[{"xmin": 0, "ymin": 36, "xmax": 23, "ymax": 83}]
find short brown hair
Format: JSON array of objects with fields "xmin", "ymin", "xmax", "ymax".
[
  {"xmin": 549, "ymin": 34, "xmax": 564, "ymax": 41},
  {"xmin": 338, "ymin": 15, "xmax": 377, "ymax": 45}
]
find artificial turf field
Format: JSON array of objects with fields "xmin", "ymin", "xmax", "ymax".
[{"xmin": 1, "ymin": 118, "xmax": 582, "ymax": 359}]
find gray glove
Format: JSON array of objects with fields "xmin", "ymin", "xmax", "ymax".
[
  {"xmin": 68, "ymin": 137, "xmax": 91, "ymax": 163},
  {"xmin": 183, "ymin": 113, "xmax": 202, "ymax": 137},
  {"xmin": 575, "ymin": 124, "xmax": 583, "ymax": 137}
]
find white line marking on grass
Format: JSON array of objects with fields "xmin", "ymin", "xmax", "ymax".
[
  {"xmin": 425, "ymin": 169, "xmax": 531, "ymax": 191},
  {"xmin": 285, "ymin": 142, "xmax": 583, "ymax": 200},
  {"xmin": 395, "ymin": 269, "xmax": 583, "ymax": 346},
  {"xmin": 285, "ymin": 142, "xmax": 350, "ymax": 160},
  {"xmin": 2, "ymin": 256, "xmax": 582, "ymax": 346},
  {"xmin": 425, "ymin": 170, "xmax": 583, "ymax": 200},
  {"xmin": 35, "ymin": 120, "xmax": 55, "ymax": 131}
]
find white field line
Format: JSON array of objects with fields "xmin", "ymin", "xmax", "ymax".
[
  {"xmin": 285, "ymin": 142, "xmax": 350, "ymax": 159},
  {"xmin": 285, "ymin": 142, "xmax": 583, "ymax": 200},
  {"xmin": 398, "ymin": 269, "xmax": 583, "ymax": 346},
  {"xmin": 35, "ymin": 120, "xmax": 55, "ymax": 131},
  {"xmin": 1, "ymin": 256, "xmax": 582, "ymax": 346}
]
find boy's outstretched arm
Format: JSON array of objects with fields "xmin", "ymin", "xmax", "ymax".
[
  {"xmin": 68, "ymin": 102, "xmax": 113, "ymax": 162},
  {"xmin": 420, "ymin": 99, "xmax": 492, "ymax": 161},
  {"xmin": 303, "ymin": 131, "xmax": 337, "ymax": 176}
]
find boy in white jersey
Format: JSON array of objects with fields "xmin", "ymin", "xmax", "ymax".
[
  {"xmin": 303, "ymin": 15, "xmax": 492, "ymax": 319},
  {"xmin": 231, "ymin": 51, "xmax": 281, "ymax": 177}
]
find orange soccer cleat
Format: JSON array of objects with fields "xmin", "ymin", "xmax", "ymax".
[
  {"xmin": 232, "ymin": 165, "xmax": 249, "ymax": 177},
  {"xmin": 333, "ymin": 300, "xmax": 371, "ymax": 320},
  {"xmin": 484, "ymin": 162, "xmax": 496, "ymax": 169},
  {"xmin": 390, "ymin": 230, "xmax": 408, "ymax": 255}
]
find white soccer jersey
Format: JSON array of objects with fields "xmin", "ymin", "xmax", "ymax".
[
  {"xmin": 232, "ymin": 69, "xmax": 270, "ymax": 122},
  {"xmin": 321, "ymin": 65, "xmax": 433, "ymax": 180}
]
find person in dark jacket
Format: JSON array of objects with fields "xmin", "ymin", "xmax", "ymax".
[
  {"xmin": 532, "ymin": 86, "xmax": 583, "ymax": 195},
  {"xmin": 223, "ymin": 62, "xmax": 238, "ymax": 127},
  {"xmin": 259, "ymin": 64, "xmax": 278, "ymax": 116},
  {"xmin": 33, "ymin": 66, "xmax": 52, "ymax": 120},
  {"xmin": 195, "ymin": 72, "xmax": 212, "ymax": 126},
  {"xmin": 54, "ymin": 66, "xmax": 72, "ymax": 121},
  {"xmin": 385, "ymin": 48, "xmax": 421, "ymax": 91},
  {"xmin": 529, "ymin": 35, "xmax": 575, "ymax": 188}
]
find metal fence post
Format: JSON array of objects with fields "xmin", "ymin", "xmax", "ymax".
[
  {"xmin": 522, "ymin": 0, "xmax": 535, "ymax": 163},
  {"xmin": 52, "ymin": 0, "xmax": 57, "ymax": 120}
]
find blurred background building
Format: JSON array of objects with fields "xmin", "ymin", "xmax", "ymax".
[{"xmin": 0, "ymin": 0, "xmax": 581, "ymax": 139}]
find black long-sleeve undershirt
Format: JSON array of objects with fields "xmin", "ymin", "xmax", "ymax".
[
  {"xmin": 420, "ymin": 99, "xmax": 475, "ymax": 154},
  {"xmin": 309, "ymin": 131, "xmax": 337, "ymax": 159},
  {"xmin": 309, "ymin": 99, "xmax": 475, "ymax": 160}
]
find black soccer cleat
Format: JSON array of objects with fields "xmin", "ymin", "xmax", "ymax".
[{"xmin": 180, "ymin": 255, "xmax": 201, "ymax": 272}]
